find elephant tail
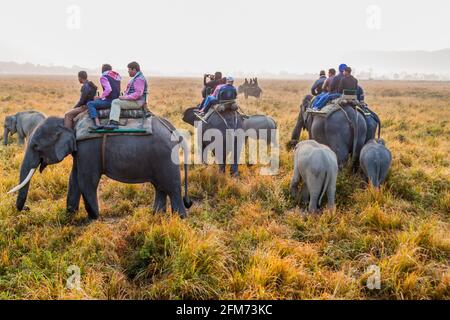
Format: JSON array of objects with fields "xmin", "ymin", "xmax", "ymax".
[
  {"xmin": 180, "ymin": 137, "xmax": 193, "ymax": 209},
  {"xmin": 318, "ymin": 170, "xmax": 329, "ymax": 206}
]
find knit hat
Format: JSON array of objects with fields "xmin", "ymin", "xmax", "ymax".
[{"xmin": 339, "ymin": 64, "xmax": 348, "ymax": 73}]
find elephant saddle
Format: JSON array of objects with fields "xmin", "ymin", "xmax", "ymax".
[
  {"xmin": 202, "ymin": 101, "xmax": 239, "ymax": 122},
  {"xmin": 74, "ymin": 112, "xmax": 153, "ymax": 141}
]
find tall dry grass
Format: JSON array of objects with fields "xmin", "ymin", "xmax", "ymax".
[{"xmin": 0, "ymin": 76, "xmax": 448, "ymax": 299}]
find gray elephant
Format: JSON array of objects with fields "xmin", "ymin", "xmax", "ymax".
[
  {"xmin": 8, "ymin": 117, "xmax": 192, "ymax": 220},
  {"xmin": 243, "ymin": 115, "xmax": 277, "ymax": 147},
  {"xmin": 360, "ymin": 139, "xmax": 392, "ymax": 188},
  {"xmin": 3, "ymin": 111, "xmax": 46, "ymax": 145},
  {"xmin": 290, "ymin": 140, "xmax": 338, "ymax": 213},
  {"xmin": 183, "ymin": 106, "xmax": 244, "ymax": 176},
  {"xmin": 290, "ymin": 95, "xmax": 367, "ymax": 169}
]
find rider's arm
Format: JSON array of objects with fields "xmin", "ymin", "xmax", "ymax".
[
  {"xmin": 74, "ymin": 83, "xmax": 90, "ymax": 108},
  {"xmin": 122, "ymin": 78, "xmax": 145, "ymax": 101},
  {"xmin": 99, "ymin": 76, "xmax": 111, "ymax": 100}
]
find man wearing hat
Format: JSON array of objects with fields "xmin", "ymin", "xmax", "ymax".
[
  {"xmin": 330, "ymin": 63, "xmax": 347, "ymax": 93},
  {"xmin": 311, "ymin": 70, "xmax": 327, "ymax": 96},
  {"xmin": 198, "ymin": 76, "xmax": 237, "ymax": 115}
]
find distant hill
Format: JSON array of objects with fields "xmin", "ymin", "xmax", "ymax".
[
  {"xmin": 0, "ymin": 61, "xmax": 97, "ymax": 75},
  {"xmin": 343, "ymin": 49, "xmax": 450, "ymax": 74}
]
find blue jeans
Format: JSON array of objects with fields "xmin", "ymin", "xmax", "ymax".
[
  {"xmin": 313, "ymin": 93, "xmax": 341, "ymax": 110},
  {"xmin": 87, "ymin": 99, "xmax": 112, "ymax": 119},
  {"xmin": 200, "ymin": 95, "xmax": 218, "ymax": 113}
]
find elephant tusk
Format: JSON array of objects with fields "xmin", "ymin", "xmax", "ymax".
[{"xmin": 7, "ymin": 168, "xmax": 36, "ymax": 194}]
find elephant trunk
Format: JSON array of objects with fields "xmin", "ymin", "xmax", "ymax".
[
  {"xmin": 15, "ymin": 148, "xmax": 40, "ymax": 211},
  {"xmin": 3, "ymin": 127, "xmax": 8, "ymax": 146}
]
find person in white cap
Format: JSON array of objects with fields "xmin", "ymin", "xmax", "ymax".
[{"xmin": 198, "ymin": 76, "xmax": 237, "ymax": 115}]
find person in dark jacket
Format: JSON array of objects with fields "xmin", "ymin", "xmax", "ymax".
[
  {"xmin": 198, "ymin": 76, "xmax": 237, "ymax": 115},
  {"xmin": 311, "ymin": 70, "xmax": 327, "ymax": 96},
  {"xmin": 330, "ymin": 63, "xmax": 347, "ymax": 93},
  {"xmin": 64, "ymin": 71, "xmax": 98, "ymax": 129},
  {"xmin": 357, "ymin": 85, "xmax": 365, "ymax": 102},
  {"xmin": 338, "ymin": 66, "xmax": 358, "ymax": 94},
  {"xmin": 87, "ymin": 64, "xmax": 122, "ymax": 130},
  {"xmin": 322, "ymin": 68, "xmax": 336, "ymax": 93},
  {"xmin": 202, "ymin": 72, "xmax": 225, "ymax": 98}
]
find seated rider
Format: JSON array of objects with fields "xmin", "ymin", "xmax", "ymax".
[
  {"xmin": 104, "ymin": 62, "xmax": 148, "ymax": 130},
  {"xmin": 357, "ymin": 85, "xmax": 365, "ymax": 102},
  {"xmin": 197, "ymin": 76, "xmax": 237, "ymax": 116},
  {"xmin": 337, "ymin": 66, "xmax": 358, "ymax": 94},
  {"xmin": 322, "ymin": 68, "xmax": 336, "ymax": 93},
  {"xmin": 64, "ymin": 71, "xmax": 98, "ymax": 129},
  {"xmin": 202, "ymin": 72, "xmax": 225, "ymax": 98},
  {"xmin": 87, "ymin": 64, "xmax": 122, "ymax": 130},
  {"xmin": 330, "ymin": 63, "xmax": 347, "ymax": 93},
  {"xmin": 311, "ymin": 70, "xmax": 327, "ymax": 96},
  {"xmin": 312, "ymin": 63, "xmax": 349, "ymax": 111}
]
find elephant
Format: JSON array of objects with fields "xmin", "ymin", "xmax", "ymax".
[
  {"xmin": 243, "ymin": 115, "xmax": 277, "ymax": 147},
  {"xmin": 360, "ymin": 139, "xmax": 392, "ymax": 188},
  {"xmin": 290, "ymin": 140, "xmax": 338, "ymax": 213},
  {"xmin": 8, "ymin": 116, "xmax": 192, "ymax": 220},
  {"xmin": 290, "ymin": 95, "xmax": 367, "ymax": 169},
  {"xmin": 3, "ymin": 111, "xmax": 46, "ymax": 146},
  {"xmin": 183, "ymin": 106, "xmax": 244, "ymax": 176}
]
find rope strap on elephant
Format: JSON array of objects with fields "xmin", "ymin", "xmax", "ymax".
[{"xmin": 101, "ymin": 134, "xmax": 108, "ymax": 174}]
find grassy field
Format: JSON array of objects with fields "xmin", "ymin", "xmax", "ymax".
[{"xmin": 0, "ymin": 75, "xmax": 448, "ymax": 299}]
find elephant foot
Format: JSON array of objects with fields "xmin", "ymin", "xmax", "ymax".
[
  {"xmin": 230, "ymin": 171, "xmax": 239, "ymax": 178},
  {"xmin": 87, "ymin": 214, "xmax": 99, "ymax": 221},
  {"xmin": 287, "ymin": 140, "xmax": 299, "ymax": 150}
]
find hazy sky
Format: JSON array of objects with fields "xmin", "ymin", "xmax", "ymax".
[{"xmin": 0, "ymin": 0, "xmax": 449, "ymax": 74}]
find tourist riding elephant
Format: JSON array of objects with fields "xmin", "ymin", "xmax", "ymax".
[
  {"xmin": 290, "ymin": 95, "xmax": 367, "ymax": 169},
  {"xmin": 8, "ymin": 117, "xmax": 192, "ymax": 220},
  {"xmin": 183, "ymin": 106, "xmax": 244, "ymax": 176},
  {"xmin": 3, "ymin": 111, "xmax": 46, "ymax": 146}
]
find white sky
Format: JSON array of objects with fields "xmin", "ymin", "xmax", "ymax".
[{"xmin": 0, "ymin": 0, "xmax": 449, "ymax": 74}]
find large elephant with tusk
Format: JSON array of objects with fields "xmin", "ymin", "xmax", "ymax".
[{"xmin": 9, "ymin": 117, "xmax": 192, "ymax": 220}]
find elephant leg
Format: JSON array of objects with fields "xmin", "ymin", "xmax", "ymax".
[
  {"xmin": 306, "ymin": 177, "xmax": 321, "ymax": 213},
  {"xmin": 18, "ymin": 135, "xmax": 25, "ymax": 145},
  {"xmin": 66, "ymin": 158, "xmax": 81, "ymax": 214},
  {"xmin": 77, "ymin": 165, "xmax": 101, "ymax": 220},
  {"xmin": 326, "ymin": 183, "xmax": 336, "ymax": 211},
  {"xmin": 300, "ymin": 184, "xmax": 310, "ymax": 205},
  {"xmin": 153, "ymin": 189, "xmax": 167, "ymax": 213},
  {"xmin": 290, "ymin": 167, "xmax": 301, "ymax": 200},
  {"xmin": 169, "ymin": 190, "xmax": 186, "ymax": 219},
  {"xmin": 230, "ymin": 136, "xmax": 241, "ymax": 176}
]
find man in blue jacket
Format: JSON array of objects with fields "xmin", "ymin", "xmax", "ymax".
[{"xmin": 311, "ymin": 70, "xmax": 327, "ymax": 96}]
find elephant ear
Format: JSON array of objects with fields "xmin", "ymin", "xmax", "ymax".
[{"xmin": 55, "ymin": 127, "xmax": 77, "ymax": 162}]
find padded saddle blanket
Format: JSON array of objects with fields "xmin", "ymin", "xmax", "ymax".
[
  {"xmin": 74, "ymin": 111, "xmax": 153, "ymax": 141},
  {"xmin": 202, "ymin": 102, "xmax": 239, "ymax": 122},
  {"xmin": 305, "ymin": 99, "xmax": 371, "ymax": 119}
]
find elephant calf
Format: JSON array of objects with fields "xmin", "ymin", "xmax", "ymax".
[
  {"xmin": 3, "ymin": 111, "xmax": 46, "ymax": 146},
  {"xmin": 290, "ymin": 140, "xmax": 338, "ymax": 213},
  {"xmin": 360, "ymin": 139, "xmax": 392, "ymax": 188}
]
